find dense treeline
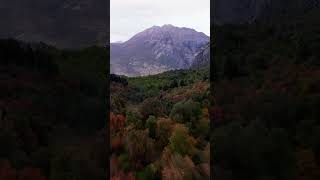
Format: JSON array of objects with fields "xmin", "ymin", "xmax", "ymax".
[
  {"xmin": 110, "ymin": 69, "xmax": 210, "ymax": 179},
  {"xmin": 0, "ymin": 39, "xmax": 58, "ymax": 75},
  {"xmin": 0, "ymin": 39, "xmax": 108, "ymax": 179},
  {"xmin": 212, "ymin": 10, "xmax": 320, "ymax": 180}
]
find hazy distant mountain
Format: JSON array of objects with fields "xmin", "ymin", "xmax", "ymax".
[
  {"xmin": 213, "ymin": 0, "xmax": 320, "ymax": 24},
  {"xmin": 0, "ymin": 0, "xmax": 107, "ymax": 48},
  {"xmin": 111, "ymin": 25, "xmax": 209, "ymax": 76}
]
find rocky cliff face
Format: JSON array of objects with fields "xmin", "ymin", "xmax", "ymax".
[
  {"xmin": 111, "ymin": 25, "xmax": 209, "ymax": 76},
  {"xmin": 192, "ymin": 43, "xmax": 210, "ymax": 70}
]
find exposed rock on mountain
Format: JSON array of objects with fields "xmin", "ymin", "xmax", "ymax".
[{"xmin": 192, "ymin": 43, "xmax": 210, "ymax": 70}]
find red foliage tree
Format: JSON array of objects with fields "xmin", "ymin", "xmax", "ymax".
[
  {"xmin": 0, "ymin": 160, "xmax": 17, "ymax": 180},
  {"xmin": 18, "ymin": 167, "xmax": 46, "ymax": 180},
  {"xmin": 111, "ymin": 171, "xmax": 135, "ymax": 180},
  {"xmin": 111, "ymin": 135, "xmax": 124, "ymax": 151},
  {"xmin": 110, "ymin": 113, "xmax": 126, "ymax": 132},
  {"xmin": 211, "ymin": 106, "xmax": 224, "ymax": 123},
  {"xmin": 0, "ymin": 160, "xmax": 46, "ymax": 180}
]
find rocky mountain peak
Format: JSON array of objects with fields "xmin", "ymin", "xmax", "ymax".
[
  {"xmin": 126, "ymin": 24, "xmax": 208, "ymax": 46},
  {"xmin": 111, "ymin": 25, "xmax": 209, "ymax": 76}
]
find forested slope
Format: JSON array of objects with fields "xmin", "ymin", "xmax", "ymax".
[{"xmin": 110, "ymin": 69, "xmax": 210, "ymax": 179}]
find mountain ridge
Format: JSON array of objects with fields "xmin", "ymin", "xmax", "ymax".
[{"xmin": 111, "ymin": 25, "xmax": 209, "ymax": 77}]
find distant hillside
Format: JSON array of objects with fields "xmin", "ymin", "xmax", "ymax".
[
  {"xmin": 111, "ymin": 25, "xmax": 209, "ymax": 76},
  {"xmin": 213, "ymin": 0, "xmax": 320, "ymax": 24},
  {"xmin": 0, "ymin": 0, "xmax": 107, "ymax": 48}
]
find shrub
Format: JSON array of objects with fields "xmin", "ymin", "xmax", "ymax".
[
  {"xmin": 125, "ymin": 130, "xmax": 156, "ymax": 164},
  {"xmin": 126, "ymin": 110, "xmax": 143, "ymax": 128},
  {"xmin": 156, "ymin": 118, "xmax": 174, "ymax": 148},
  {"xmin": 170, "ymin": 100, "xmax": 202, "ymax": 123},
  {"xmin": 168, "ymin": 125, "xmax": 196, "ymax": 156},
  {"xmin": 140, "ymin": 97, "xmax": 165, "ymax": 119},
  {"xmin": 161, "ymin": 148, "xmax": 198, "ymax": 180},
  {"xmin": 146, "ymin": 116, "xmax": 157, "ymax": 139}
]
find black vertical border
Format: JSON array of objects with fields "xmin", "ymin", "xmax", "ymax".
[
  {"xmin": 210, "ymin": 0, "xmax": 214, "ymax": 179},
  {"xmin": 106, "ymin": 0, "xmax": 110, "ymax": 179}
]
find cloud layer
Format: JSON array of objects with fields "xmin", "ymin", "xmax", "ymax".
[{"xmin": 111, "ymin": 0, "xmax": 210, "ymax": 42}]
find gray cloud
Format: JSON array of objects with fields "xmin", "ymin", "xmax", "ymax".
[{"xmin": 111, "ymin": 0, "xmax": 210, "ymax": 42}]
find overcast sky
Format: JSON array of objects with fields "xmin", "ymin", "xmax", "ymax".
[{"xmin": 110, "ymin": 0, "xmax": 210, "ymax": 43}]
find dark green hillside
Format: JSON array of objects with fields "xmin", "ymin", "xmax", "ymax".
[{"xmin": 127, "ymin": 69, "xmax": 209, "ymax": 100}]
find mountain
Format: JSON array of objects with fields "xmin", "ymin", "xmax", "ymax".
[
  {"xmin": 0, "ymin": 0, "xmax": 107, "ymax": 48},
  {"xmin": 213, "ymin": 0, "xmax": 320, "ymax": 24},
  {"xmin": 111, "ymin": 25, "xmax": 209, "ymax": 76},
  {"xmin": 192, "ymin": 42, "xmax": 210, "ymax": 70}
]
